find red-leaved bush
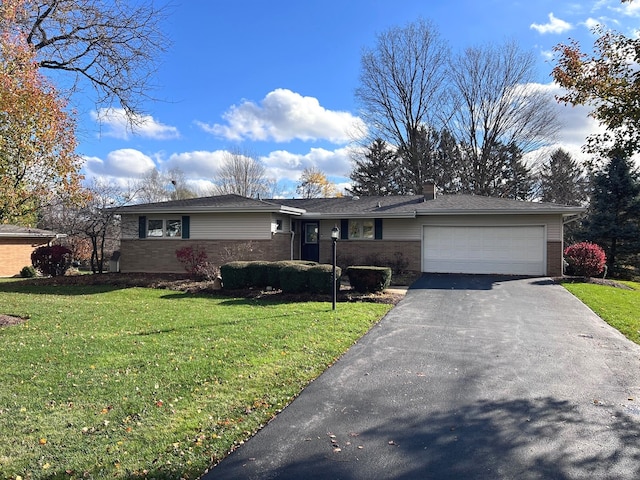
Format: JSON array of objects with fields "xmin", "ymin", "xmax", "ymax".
[
  {"xmin": 564, "ymin": 242, "xmax": 607, "ymax": 277},
  {"xmin": 31, "ymin": 245, "xmax": 73, "ymax": 277},
  {"xmin": 175, "ymin": 245, "xmax": 218, "ymax": 280}
]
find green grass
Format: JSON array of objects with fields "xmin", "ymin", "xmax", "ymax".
[
  {"xmin": 0, "ymin": 281, "xmax": 392, "ymax": 479},
  {"xmin": 562, "ymin": 280, "xmax": 640, "ymax": 344}
]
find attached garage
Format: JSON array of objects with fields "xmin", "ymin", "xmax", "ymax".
[{"xmin": 422, "ymin": 225, "xmax": 546, "ymax": 276}]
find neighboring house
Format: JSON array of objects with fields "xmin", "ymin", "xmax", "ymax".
[
  {"xmin": 114, "ymin": 187, "xmax": 585, "ymax": 277},
  {"xmin": 0, "ymin": 225, "xmax": 59, "ymax": 277}
]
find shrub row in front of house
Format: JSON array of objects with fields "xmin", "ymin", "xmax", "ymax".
[
  {"xmin": 220, "ymin": 260, "xmax": 342, "ymax": 294},
  {"xmin": 220, "ymin": 261, "xmax": 392, "ymax": 294}
]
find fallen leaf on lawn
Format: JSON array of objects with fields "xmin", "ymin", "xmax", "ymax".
[{"xmin": 39, "ymin": 438, "xmax": 47, "ymax": 445}]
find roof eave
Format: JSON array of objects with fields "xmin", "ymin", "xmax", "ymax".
[
  {"xmin": 116, "ymin": 205, "xmax": 306, "ymax": 215},
  {"xmin": 415, "ymin": 208, "xmax": 587, "ymax": 216},
  {"xmin": 299, "ymin": 212, "xmax": 418, "ymax": 219}
]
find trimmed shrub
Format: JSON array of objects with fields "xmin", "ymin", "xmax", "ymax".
[
  {"xmin": 31, "ymin": 245, "xmax": 72, "ymax": 277},
  {"xmin": 309, "ymin": 264, "xmax": 341, "ymax": 294},
  {"xmin": 266, "ymin": 260, "xmax": 318, "ymax": 289},
  {"xmin": 20, "ymin": 265, "xmax": 37, "ymax": 278},
  {"xmin": 347, "ymin": 266, "xmax": 392, "ymax": 293},
  {"xmin": 279, "ymin": 264, "xmax": 312, "ymax": 293},
  {"xmin": 564, "ymin": 242, "xmax": 607, "ymax": 277},
  {"xmin": 245, "ymin": 261, "xmax": 271, "ymax": 288},
  {"xmin": 220, "ymin": 261, "xmax": 251, "ymax": 289}
]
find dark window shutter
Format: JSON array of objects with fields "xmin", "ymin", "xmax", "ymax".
[
  {"xmin": 340, "ymin": 219, "xmax": 348, "ymax": 240},
  {"xmin": 182, "ymin": 216, "xmax": 190, "ymax": 239},
  {"xmin": 374, "ymin": 218, "xmax": 383, "ymax": 240},
  {"xmin": 138, "ymin": 216, "xmax": 146, "ymax": 239}
]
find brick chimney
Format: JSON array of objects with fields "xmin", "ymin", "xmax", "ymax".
[{"xmin": 423, "ymin": 181, "xmax": 436, "ymax": 201}]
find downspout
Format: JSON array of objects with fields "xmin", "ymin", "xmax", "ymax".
[{"xmin": 290, "ymin": 229, "xmax": 295, "ymax": 260}]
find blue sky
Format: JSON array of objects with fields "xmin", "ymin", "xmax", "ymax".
[{"xmin": 76, "ymin": 0, "xmax": 640, "ymax": 197}]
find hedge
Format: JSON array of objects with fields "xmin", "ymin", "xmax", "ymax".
[
  {"xmin": 347, "ymin": 266, "xmax": 392, "ymax": 293},
  {"xmin": 220, "ymin": 261, "xmax": 251, "ymax": 289},
  {"xmin": 309, "ymin": 264, "xmax": 341, "ymax": 294}
]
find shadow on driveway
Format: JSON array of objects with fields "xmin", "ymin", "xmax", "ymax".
[{"xmin": 409, "ymin": 273, "xmax": 553, "ymax": 291}]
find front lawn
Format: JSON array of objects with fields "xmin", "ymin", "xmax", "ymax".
[
  {"xmin": 562, "ymin": 280, "xmax": 640, "ymax": 345},
  {"xmin": 0, "ymin": 282, "xmax": 392, "ymax": 479}
]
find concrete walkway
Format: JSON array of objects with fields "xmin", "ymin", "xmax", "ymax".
[{"xmin": 204, "ymin": 274, "xmax": 640, "ymax": 479}]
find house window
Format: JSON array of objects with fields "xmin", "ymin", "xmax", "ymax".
[
  {"xmin": 166, "ymin": 219, "xmax": 182, "ymax": 237},
  {"xmin": 147, "ymin": 219, "xmax": 182, "ymax": 238},
  {"xmin": 276, "ymin": 219, "xmax": 283, "ymax": 231},
  {"xmin": 148, "ymin": 219, "xmax": 164, "ymax": 237},
  {"xmin": 349, "ymin": 220, "xmax": 374, "ymax": 239}
]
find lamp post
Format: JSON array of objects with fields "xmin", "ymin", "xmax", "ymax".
[
  {"xmin": 331, "ymin": 225, "xmax": 340, "ymax": 310},
  {"xmin": 331, "ymin": 225, "xmax": 339, "ymax": 310}
]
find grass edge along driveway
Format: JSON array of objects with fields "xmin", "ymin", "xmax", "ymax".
[
  {"xmin": 562, "ymin": 280, "xmax": 640, "ymax": 345},
  {"xmin": 0, "ymin": 282, "xmax": 393, "ymax": 480}
]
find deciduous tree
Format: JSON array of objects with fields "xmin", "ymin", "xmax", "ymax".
[
  {"xmin": 553, "ymin": 26, "xmax": 640, "ymax": 157},
  {"xmin": 450, "ymin": 41, "xmax": 558, "ymax": 196},
  {"xmin": 212, "ymin": 149, "xmax": 273, "ymax": 199},
  {"xmin": 355, "ymin": 18, "xmax": 449, "ymax": 195},
  {"xmin": 0, "ymin": 6, "xmax": 86, "ymax": 224},
  {"xmin": 138, "ymin": 167, "xmax": 196, "ymax": 203},
  {"xmin": 296, "ymin": 166, "xmax": 338, "ymax": 198},
  {"xmin": 6, "ymin": 0, "xmax": 169, "ymax": 121}
]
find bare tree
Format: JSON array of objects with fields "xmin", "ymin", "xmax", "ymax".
[
  {"xmin": 449, "ymin": 41, "xmax": 559, "ymax": 196},
  {"xmin": 39, "ymin": 179, "xmax": 137, "ymax": 273},
  {"xmin": 212, "ymin": 149, "xmax": 272, "ymax": 198},
  {"xmin": 14, "ymin": 0, "xmax": 169, "ymax": 121},
  {"xmin": 137, "ymin": 167, "xmax": 196, "ymax": 203},
  {"xmin": 355, "ymin": 18, "xmax": 450, "ymax": 194}
]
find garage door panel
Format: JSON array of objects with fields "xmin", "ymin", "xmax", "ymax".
[{"xmin": 423, "ymin": 226, "xmax": 545, "ymax": 275}]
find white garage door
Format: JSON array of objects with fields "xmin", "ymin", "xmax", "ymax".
[{"xmin": 422, "ymin": 226, "xmax": 545, "ymax": 275}]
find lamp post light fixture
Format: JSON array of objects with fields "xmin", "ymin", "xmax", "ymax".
[{"xmin": 330, "ymin": 225, "xmax": 339, "ymax": 310}]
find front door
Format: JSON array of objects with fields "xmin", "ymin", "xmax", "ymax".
[{"xmin": 301, "ymin": 221, "xmax": 319, "ymax": 262}]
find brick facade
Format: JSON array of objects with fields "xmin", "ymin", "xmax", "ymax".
[
  {"xmin": 546, "ymin": 241, "xmax": 563, "ymax": 277},
  {"xmin": 119, "ymin": 234, "xmax": 292, "ymax": 273},
  {"xmin": 322, "ymin": 240, "xmax": 422, "ymax": 272},
  {"xmin": 0, "ymin": 239, "xmax": 49, "ymax": 277}
]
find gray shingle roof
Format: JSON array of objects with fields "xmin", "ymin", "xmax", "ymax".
[
  {"xmin": 0, "ymin": 225, "xmax": 58, "ymax": 237},
  {"xmin": 114, "ymin": 193, "xmax": 585, "ymax": 217}
]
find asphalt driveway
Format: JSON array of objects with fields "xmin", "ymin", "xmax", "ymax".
[{"xmin": 204, "ymin": 274, "xmax": 640, "ymax": 479}]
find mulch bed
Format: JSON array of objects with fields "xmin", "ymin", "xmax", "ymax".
[
  {"xmin": 0, "ymin": 314, "xmax": 28, "ymax": 328},
  {"xmin": 10, "ymin": 273, "xmax": 407, "ymax": 304},
  {"xmin": 557, "ymin": 276, "xmax": 635, "ymax": 290}
]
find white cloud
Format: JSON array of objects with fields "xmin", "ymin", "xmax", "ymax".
[
  {"xmin": 164, "ymin": 150, "xmax": 228, "ymax": 179},
  {"xmin": 91, "ymin": 108, "xmax": 180, "ymax": 140},
  {"xmin": 531, "ymin": 13, "xmax": 573, "ymax": 34},
  {"xmin": 616, "ymin": 0, "xmax": 640, "ymax": 17},
  {"xmin": 583, "ymin": 17, "xmax": 602, "ymax": 30},
  {"xmin": 84, "ymin": 148, "xmax": 156, "ymax": 178},
  {"xmin": 261, "ymin": 147, "xmax": 353, "ymax": 182},
  {"xmin": 197, "ymin": 88, "xmax": 366, "ymax": 144}
]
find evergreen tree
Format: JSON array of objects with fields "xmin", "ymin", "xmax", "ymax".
[
  {"xmin": 459, "ymin": 141, "xmax": 533, "ymax": 199},
  {"xmin": 584, "ymin": 151, "xmax": 640, "ymax": 275},
  {"xmin": 539, "ymin": 148, "xmax": 588, "ymax": 206},
  {"xmin": 497, "ymin": 143, "xmax": 534, "ymax": 201},
  {"xmin": 397, "ymin": 126, "xmax": 465, "ymax": 195},
  {"xmin": 349, "ymin": 139, "xmax": 401, "ymax": 195}
]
